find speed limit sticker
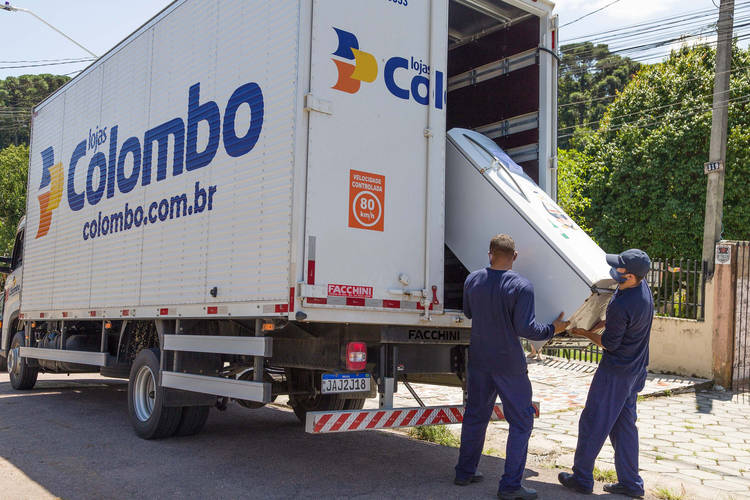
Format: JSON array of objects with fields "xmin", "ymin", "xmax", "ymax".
[{"xmin": 349, "ymin": 170, "xmax": 384, "ymax": 231}]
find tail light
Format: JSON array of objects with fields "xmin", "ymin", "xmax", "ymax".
[{"xmin": 346, "ymin": 341, "xmax": 367, "ymax": 371}]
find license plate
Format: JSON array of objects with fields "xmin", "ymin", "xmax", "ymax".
[{"xmin": 321, "ymin": 373, "xmax": 370, "ymax": 394}]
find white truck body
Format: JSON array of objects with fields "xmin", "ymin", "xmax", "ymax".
[
  {"xmin": 20, "ymin": 0, "xmax": 562, "ymax": 328},
  {"xmin": 3, "ymin": 0, "xmax": 594, "ymax": 439}
]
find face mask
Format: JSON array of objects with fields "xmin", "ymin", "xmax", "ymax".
[{"xmin": 610, "ymin": 267, "xmax": 628, "ymax": 283}]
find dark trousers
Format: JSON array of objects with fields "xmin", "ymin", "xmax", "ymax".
[
  {"xmin": 572, "ymin": 367, "xmax": 647, "ymax": 493},
  {"xmin": 455, "ymin": 369, "xmax": 536, "ymax": 492}
]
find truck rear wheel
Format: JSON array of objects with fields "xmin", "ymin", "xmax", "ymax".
[
  {"xmin": 175, "ymin": 406, "xmax": 210, "ymax": 436},
  {"xmin": 127, "ymin": 348, "xmax": 183, "ymax": 439},
  {"xmin": 8, "ymin": 332, "xmax": 38, "ymax": 390},
  {"xmin": 289, "ymin": 393, "xmax": 347, "ymax": 423}
]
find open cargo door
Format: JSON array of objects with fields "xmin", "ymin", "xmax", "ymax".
[
  {"xmin": 303, "ymin": 0, "xmax": 447, "ymax": 310},
  {"xmin": 446, "ymin": 128, "xmax": 615, "ymax": 328}
]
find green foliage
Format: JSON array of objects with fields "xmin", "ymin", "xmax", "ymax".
[
  {"xmin": 592, "ymin": 466, "xmax": 617, "ymax": 483},
  {"xmin": 557, "ymin": 149, "xmax": 593, "ymax": 234},
  {"xmin": 408, "ymin": 425, "xmax": 460, "ymax": 447},
  {"xmin": 558, "ymin": 42, "xmax": 641, "ymax": 148},
  {"xmin": 0, "ymin": 144, "xmax": 29, "ymax": 255},
  {"xmin": 0, "ymin": 74, "xmax": 69, "ymax": 149},
  {"xmin": 559, "ymin": 45, "xmax": 750, "ymax": 260},
  {"xmin": 654, "ymin": 487, "xmax": 686, "ymax": 500}
]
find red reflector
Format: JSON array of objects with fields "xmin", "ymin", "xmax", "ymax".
[
  {"xmin": 306, "ymin": 297, "xmax": 327, "ymax": 304},
  {"xmin": 307, "ymin": 260, "xmax": 316, "ymax": 285},
  {"xmin": 39, "ymin": 312, "xmax": 45, "ymax": 318},
  {"xmin": 289, "ymin": 287, "xmax": 295, "ymax": 312},
  {"xmin": 275, "ymin": 304, "xmax": 289, "ymax": 313},
  {"xmin": 346, "ymin": 298, "xmax": 365, "ymax": 307},
  {"xmin": 62, "ymin": 312, "xmax": 68, "ymax": 318},
  {"xmin": 346, "ymin": 341, "xmax": 367, "ymax": 371},
  {"xmin": 159, "ymin": 308, "xmax": 169, "ymax": 315},
  {"xmin": 382, "ymin": 300, "xmax": 400, "ymax": 309},
  {"xmin": 122, "ymin": 309, "xmax": 129, "ymax": 317},
  {"xmin": 207, "ymin": 306, "xmax": 218, "ymax": 314},
  {"xmin": 89, "ymin": 310, "xmax": 97, "ymax": 317}
]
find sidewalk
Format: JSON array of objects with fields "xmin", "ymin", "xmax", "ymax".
[{"xmin": 369, "ymin": 358, "xmax": 750, "ymax": 499}]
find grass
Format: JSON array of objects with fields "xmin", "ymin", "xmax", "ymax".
[
  {"xmin": 483, "ymin": 447, "xmax": 501, "ymax": 456},
  {"xmin": 654, "ymin": 486, "xmax": 686, "ymax": 500},
  {"xmin": 592, "ymin": 467, "xmax": 617, "ymax": 483},
  {"xmin": 408, "ymin": 425, "xmax": 460, "ymax": 448}
]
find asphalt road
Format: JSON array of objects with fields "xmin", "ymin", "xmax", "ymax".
[{"xmin": 0, "ymin": 373, "xmax": 623, "ymax": 499}]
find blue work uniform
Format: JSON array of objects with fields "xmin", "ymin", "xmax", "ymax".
[
  {"xmin": 571, "ymin": 279, "xmax": 654, "ymax": 494},
  {"xmin": 455, "ymin": 268, "xmax": 554, "ymax": 493}
]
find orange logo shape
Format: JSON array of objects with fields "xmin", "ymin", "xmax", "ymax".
[{"xmin": 36, "ymin": 147, "xmax": 64, "ymax": 238}]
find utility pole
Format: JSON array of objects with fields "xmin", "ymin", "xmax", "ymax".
[{"xmin": 702, "ymin": 0, "xmax": 735, "ymax": 275}]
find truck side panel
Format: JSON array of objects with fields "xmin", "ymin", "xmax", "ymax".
[{"xmin": 23, "ymin": 0, "xmax": 301, "ymax": 314}]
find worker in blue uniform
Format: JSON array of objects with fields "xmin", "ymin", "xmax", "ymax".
[
  {"xmin": 558, "ymin": 249, "xmax": 653, "ymax": 498},
  {"xmin": 454, "ymin": 234, "xmax": 569, "ymax": 500}
]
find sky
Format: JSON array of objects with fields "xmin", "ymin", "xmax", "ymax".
[{"xmin": 0, "ymin": 0, "xmax": 724, "ymax": 80}]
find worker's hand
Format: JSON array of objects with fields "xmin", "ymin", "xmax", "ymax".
[
  {"xmin": 552, "ymin": 312, "xmax": 569, "ymax": 334},
  {"xmin": 571, "ymin": 327, "xmax": 590, "ymax": 337},
  {"xmin": 590, "ymin": 320, "xmax": 606, "ymax": 332}
]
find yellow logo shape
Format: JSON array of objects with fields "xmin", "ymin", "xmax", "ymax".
[
  {"xmin": 350, "ymin": 48, "xmax": 378, "ymax": 83},
  {"xmin": 36, "ymin": 161, "xmax": 63, "ymax": 239}
]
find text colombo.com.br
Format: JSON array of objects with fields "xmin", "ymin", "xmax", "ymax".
[{"xmin": 81, "ymin": 181, "xmax": 217, "ymax": 241}]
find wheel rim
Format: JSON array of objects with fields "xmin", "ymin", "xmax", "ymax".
[
  {"xmin": 8, "ymin": 345, "xmax": 19, "ymax": 376},
  {"xmin": 133, "ymin": 365, "xmax": 156, "ymax": 422}
]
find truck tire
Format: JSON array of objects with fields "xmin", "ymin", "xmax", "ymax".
[
  {"xmin": 342, "ymin": 398, "xmax": 366, "ymax": 410},
  {"xmin": 8, "ymin": 332, "xmax": 38, "ymax": 390},
  {"xmin": 127, "ymin": 348, "xmax": 183, "ymax": 439},
  {"xmin": 289, "ymin": 393, "xmax": 348, "ymax": 423},
  {"xmin": 174, "ymin": 406, "xmax": 210, "ymax": 437}
]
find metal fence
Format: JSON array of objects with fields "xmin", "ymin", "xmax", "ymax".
[
  {"xmin": 647, "ymin": 258, "xmax": 706, "ymax": 320},
  {"xmin": 541, "ymin": 342, "xmax": 602, "ymax": 364},
  {"xmin": 536, "ymin": 256, "xmax": 706, "ymax": 364}
]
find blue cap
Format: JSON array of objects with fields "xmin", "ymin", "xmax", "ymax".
[{"xmin": 606, "ymin": 249, "xmax": 651, "ymax": 279}]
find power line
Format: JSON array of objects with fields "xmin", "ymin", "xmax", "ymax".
[
  {"xmin": 563, "ymin": 2, "xmax": 750, "ymax": 43},
  {"xmin": 558, "ymin": 85, "xmax": 742, "ymax": 133},
  {"xmin": 559, "ymin": 64, "xmax": 750, "ymax": 110},
  {"xmin": 0, "ymin": 57, "xmax": 94, "ymax": 64},
  {"xmin": 558, "ymin": 92, "xmax": 750, "ymax": 139},
  {"xmin": 560, "ymin": 0, "xmax": 624, "ymax": 28},
  {"xmin": 0, "ymin": 59, "xmax": 95, "ymax": 70}
]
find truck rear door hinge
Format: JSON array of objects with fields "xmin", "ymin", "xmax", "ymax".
[{"xmin": 304, "ymin": 94, "xmax": 333, "ymax": 115}]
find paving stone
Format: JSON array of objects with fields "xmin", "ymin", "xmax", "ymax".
[
  {"xmin": 676, "ymin": 455, "xmax": 722, "ymax": 467},
  {"xmin": 695, "ymin": 451, "xmax": 734, "ymax": 462},
  {"xmin": 639, "ymin": 461, "xmax": 680, "ymax": 473},
  {"xmin": 702, "ymin": 479, "xmax": 750, "ymax": 492},
  {"xmin": 677, "ymin": 468, "xmax": 724, "ymax": 481}
]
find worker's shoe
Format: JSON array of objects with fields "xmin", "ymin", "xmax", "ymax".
[
  {"xmin": 453, "ymin": 471, "xmax": 483, "ymax": 486},
  {"xmin": 557, "ymin": 472, "xmax": 592, "ymax": 494},
  {"xmin": 497, "ymin": 486, "xmax": 538, "ymax": 499},
  {"xmin": 603, "ymin": 483, "xmax": 644, "ymax": 498}
]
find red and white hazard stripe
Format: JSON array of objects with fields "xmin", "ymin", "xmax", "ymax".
[{"xmin": 305, "ymin": 402, "xmax": 540, "ymax": 434}]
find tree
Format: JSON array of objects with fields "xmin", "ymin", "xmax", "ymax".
[
  {"xmin": 0, "ymin": 74, "xmax": 69, "ymax": 149},
  {"xmin": 0, "ymin": 144, "xmax": 29, "ymax": 256},
  {"xmin": 557, "ymin": 148, "xmax": 593, "ymax": 235},
  {"xmin": 558, "ymin": 42, "xmax": 641, "ymax": 148},
  {"xmin": 566, "ymin": 45, "xmax": 750, "ymax": 260}
]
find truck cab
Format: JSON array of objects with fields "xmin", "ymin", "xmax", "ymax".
[{"xmin": 1, "ymin": 218, "xmax": 25, "ymax": 365}]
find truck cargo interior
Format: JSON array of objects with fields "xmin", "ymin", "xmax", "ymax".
[{"xmin": 444, "ymin": 0, "xmax": 549, "ymax": 311}]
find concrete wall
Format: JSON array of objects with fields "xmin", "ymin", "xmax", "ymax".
[{"xmin": 648, "ymin": 279, "xmax": 714, "ymax": 379}]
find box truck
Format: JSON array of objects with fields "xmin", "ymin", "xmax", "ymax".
[{"xmin": 1, "ymin": 0, "xmax": 614, "ymax": 439}]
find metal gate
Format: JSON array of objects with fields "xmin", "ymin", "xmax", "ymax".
[{"xmin": 733, "ymin": 241, "xmax": 750, "ymax": 399}]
